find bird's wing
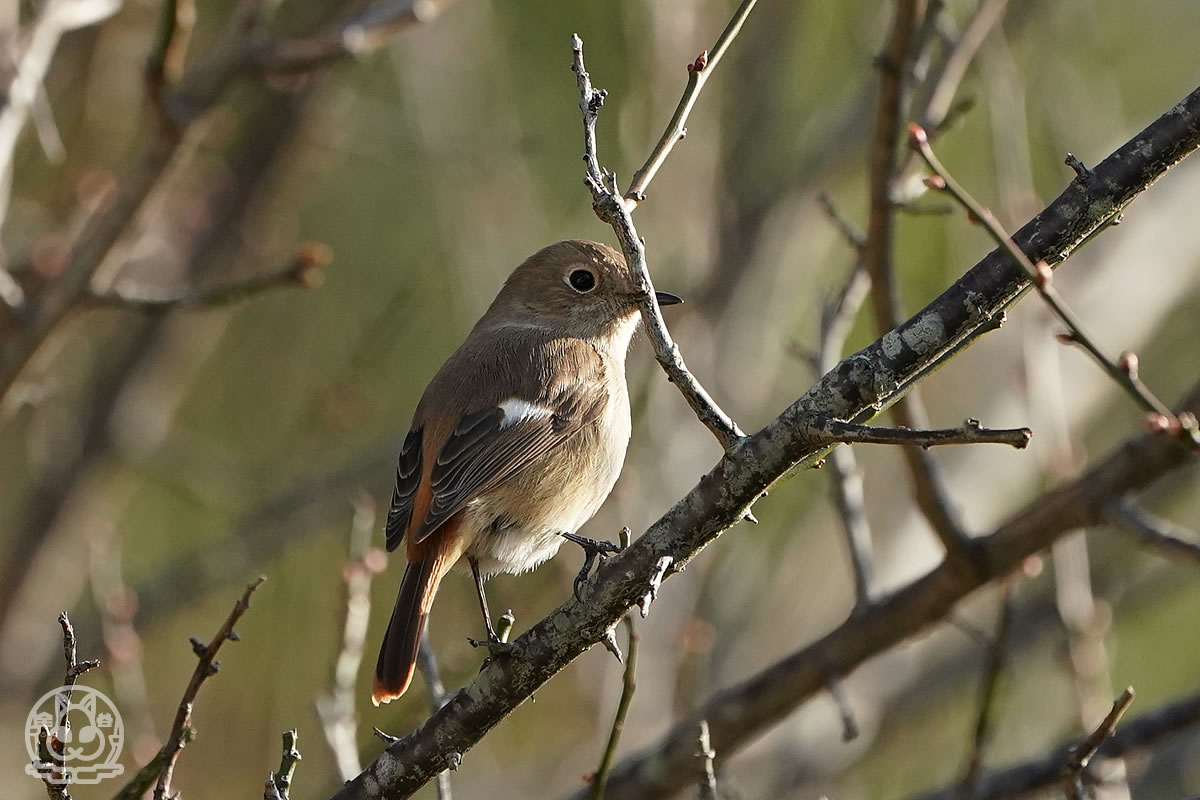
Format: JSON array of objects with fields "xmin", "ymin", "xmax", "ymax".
[{"xmin": 384, "ymin": 335, "xmax": 609, "ymax": 552}]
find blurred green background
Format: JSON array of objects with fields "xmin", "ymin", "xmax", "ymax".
[{"xmin": 3, "ymin": 0, "xmax": 1200, "ymax": 798}]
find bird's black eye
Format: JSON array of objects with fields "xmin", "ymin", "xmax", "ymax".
[{"xmin": 568, "ymin": 268, "xmax": 596, "ymax": 293}]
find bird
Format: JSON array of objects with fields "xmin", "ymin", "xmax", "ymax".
[{"xmin": 371, "ymin": 239, "xmax": 681, "ymax": 705}]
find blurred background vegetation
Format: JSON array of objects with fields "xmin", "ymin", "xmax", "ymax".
[{"xmin": 2, "ymin": 0, "xmax": 1199, "ymax": 798}]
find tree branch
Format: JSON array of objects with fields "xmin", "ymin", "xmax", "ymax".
[
  {"xmin": 1103, "ymin": 498, "xmax": 1200, "ymax": 564},
  {"xmin": 801, "ymin": 417, "xmax": 1031, "ymax": 449},
  {"xmin": 153, "ymin": 577, "xmax": 265, "ymax": 800},
  {"xmin": 577, "ymin": 384, "xmax": 1198, "ymax": 800},
  {"xmin": 325, "ymin": 75, "xmax": 1200, "ymax": 800},
  {"xmin": 910, "ymin": 124, "xmax": 1198, "ymax": 448},
  {"xmin": 84, "ymin": 245, "xmax": 330, "ymax": 313},
  {"xmin": 571, "ymin": 35, "xmax": 747, "ymax": 451},
  {"xmin": 623, "ymin": 0, "xmax": 758, "ymax": 203}
]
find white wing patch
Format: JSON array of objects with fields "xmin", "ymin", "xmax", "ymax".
[{"xmin": 498, "ymin": 398, "xmax": 554, "ymax": 429}]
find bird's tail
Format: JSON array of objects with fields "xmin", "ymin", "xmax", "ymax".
[{"xmin": 372, "ymin": 528, "xmax": 465, "ymax": 705}]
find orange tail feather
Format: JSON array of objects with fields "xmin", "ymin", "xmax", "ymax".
[{"xmin": 372, "ymin": 524, "xmax": 465, "ymax": 706}]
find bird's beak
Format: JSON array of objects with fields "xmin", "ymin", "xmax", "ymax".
[{"xmin": 654, "ymin": 290, "xmax": 683, "ymax": 306}]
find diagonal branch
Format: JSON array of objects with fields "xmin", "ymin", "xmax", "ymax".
[
  {"xmin": 153, "ymin": 577, "xmax": 265, "ymax": 800},
  {"xmin": 575, "ymin": 384, "xmax": 1198, "ymax": 800},
  {"xmin": 909, "ymin": 124, "xmax": 1197, "ymax": 448},
  {"xmin": 907, "ymin": 688, "xmax": 1200, "ymax": 800},
  {"xmin": 84, "ymin": 245, "xmax": 330, "ymax": 313},
  {"xmin": 624, "ymin": 0, "xmax": 758, "ymax": 203},
  {"xmin": 571, "ymin": 35, "xmax": 747, "ymax": 451},
  {"xmin": 1102, "ymin": 498, "xmax": 1200, "ymax": 564}
]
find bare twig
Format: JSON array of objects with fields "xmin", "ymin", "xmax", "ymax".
[
  {"xmin": 318, "ymin": 496, "xmax": 382, "ymax": 782},
  {"xmin": 829, "ymin": 442, "xmax": 874, "ymax": 610},
  {"xmin": 0, "ymin": 1, "xmax": 121, "ymax": 223},
  {"xmin": 864, "ymin": 0, "xmax": 922, "ymax": 328},
  {"xmin": 696, "ymin": 721, "xmax": 718, "ymax": 800},
  {"xmin": 28, "ymin": 613, "xmax": 102, "ymax": 798},
  {"xmin": 802, "ymin": 418, "xmax": 1032, "ymax": 449},
  {"xmin": 111, "ymin": 750, "xmax": 165, "ymax": 800},
  {"xmin": 1103, "ymin": 498, "xmax": 1200, "ymax": 564},
  {"xmin": 909, "ymin": 123, "xmax": 1198, "ymax": 448},
  {"xmin": 145, "ymin": 0, "xmax": 198, "ymax": 129},
  {"xmin": 825, "ymin": 671, "xmax": 860, "ymax": 742},
  {"xmin": 266, "ymin": 729, "xmax": 302, "ymax": 800},
  {"xmin": 571, "ymin": 35, "xmax": 747, "ymax": 452},
  {"xmin": 959, "ymin": 581, "xmax": 1016, "ymax": 797},
  {"xmin": 817, "ymin": 194, "xmax": 867, "ymax": 251},
  {"xmin": 153, "ymin": 577, "xmax": 265, "ymax": 800},
  {"xmin": 624, "ymin": 0, "xmax": 758, "ymax": 203},
  {"xmin": 813, "ymin": 261, "xmax": 875, "ymax": 611},
  {"xmin": 0, "ymin": 0, "xmax": 438, "ymax": 409},
  {"xmin": 416, "ymin": 629, "xmax": 453, "ymax": 800},
  {"xmin": 85, "ymin": 245, "xmax": 330, "ymax": 313},
  {"xmin": 256, "ymin": 0, "xmax": 447, "ymax": 74},
  {"xmin": 1063, "ymin": 688, "xmax": 1136, "ymax": 800},
  {"xmin": 914, "ymin": 0, "xmax": 1009, "ymax": 133},
  {"xmin": 909, "ymin": 687, "xmax": 1200, "ymax": 800},
  {"xmin": 864, "ymin": 0, "xmax": 979, "ymax": 566},
  {"xmin": 588, "ymin": 617, "xmax": 639, "ymax": 800}
]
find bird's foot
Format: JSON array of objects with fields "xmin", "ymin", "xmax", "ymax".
[
  {"xmin": 560, "ymin": 531, "xmax": 625, "ymax": 601},
  {"xmin": 468, "ymin": 633, "xmax": 523, "ymax": 671}
]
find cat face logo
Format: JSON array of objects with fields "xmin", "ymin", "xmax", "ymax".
[{"xmin": 25, "ymin": 686, "xmax": 125, "ymax": 786}]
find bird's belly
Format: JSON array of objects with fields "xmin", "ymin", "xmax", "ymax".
[{"xmin": 463, "ymin": 416, "xmax": 629, "ymax": 576}]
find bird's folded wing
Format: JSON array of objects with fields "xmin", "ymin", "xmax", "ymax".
[{"xmin": 384, "ymin": 337, "xmax": 609, "ymax": 551}]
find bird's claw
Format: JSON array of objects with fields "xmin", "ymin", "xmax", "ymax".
[
  {"xmin": 560, "ymin": 532, "xmax": 625, "ymax": 601},
  {"xmin": 467, "ymin": 635, "xmax": 522, "ymax": 658}
]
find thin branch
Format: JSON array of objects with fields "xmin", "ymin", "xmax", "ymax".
[
  {"xmin": 1063, "ymin": 688, "xmax": 1136, "ymax": 800},
  {"xmin": 696, "ymin": 721, "xmax": 718, "ymax": 800},
  {"xmin": 153, "ymin": 577, "xmax": 265, "ymax": 800},
  {"xmin": 28, "ymin": 613, "xmax": 102, "ymax": 798},
  {"xmin": 570, "ymin": 35, "xmax": 746, "ymax": 451},
  {"xmin": 908, "ymin": 688, "xmax": 1200, "ymax": 800},
  {"xmin": 914, "ymin": 0, "xmax": 1008, "ymax": 132},
  {"xmin": 959, "ymin": 581, "xmax": 1016, "ymax": 797},
  {"xmin": 1102, "ymin": 498, "xmax": 1200, "ymax": 564},
  {"xmin": 825, "ymin": 671, "xmax": 860, "ymax": 742},
  {"xmin": 255, "ymin": 0, "xmax": 447, "ymax": 74},
  {"xmin": 864, "ymin": 0, "xmax": 979, "ymax": 567},
  {"xmin": 84, "ymin": 245, "xmax": 331, "ymax": 313},
  {"xmin": 145, "ymin": 0, "xmax": 198, "ymax": 129},
  {"xmin": 802, "ymin": 418, "xmax": 1032, "ymax": 449},
  {"xmin": 0, "ymin": 0, "xmax": 439, "ymax": 408},
  {"xmin": 817, "ymin": 194, "xmax": 867, "ymax": 251},
  {"xmin": 864, "ymin": 0, "xmax": 922, "ymax": 329},
  {"xmin": 909, "ymin": 123, "xmax": 1198, "ymax": 449},
  {"xmin": 318, "ymin": 495, "xmax": 382, "ymax": 783},
  {"xmin": 623, "ymin": 0, "xmax": 759, "ymax": 203},
  {"xmin": 0, "ymin": 1, "xmax": 121, "ymax": 225},
  {"xmin": 829, "ymin": 442, "xmax": 874, "ymax": 610},
  {"xmin": 416, "ymin": 629, "xmax": 453, "ymax": 800},
  {"xmin": 588, "ymin": 617, "xmax": 639, "ymax": 800},
  {"xmin": 266, "ymin": 729, "xmax": 302, "ymax": 800},
  {"xmin": 812, "ymin": 258, "xmax": 875, "ymax": 612}
]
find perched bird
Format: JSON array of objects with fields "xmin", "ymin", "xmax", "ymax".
[{"xmin": 372, "ymin": 239, "xmax": 680, "ymax": 705}]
